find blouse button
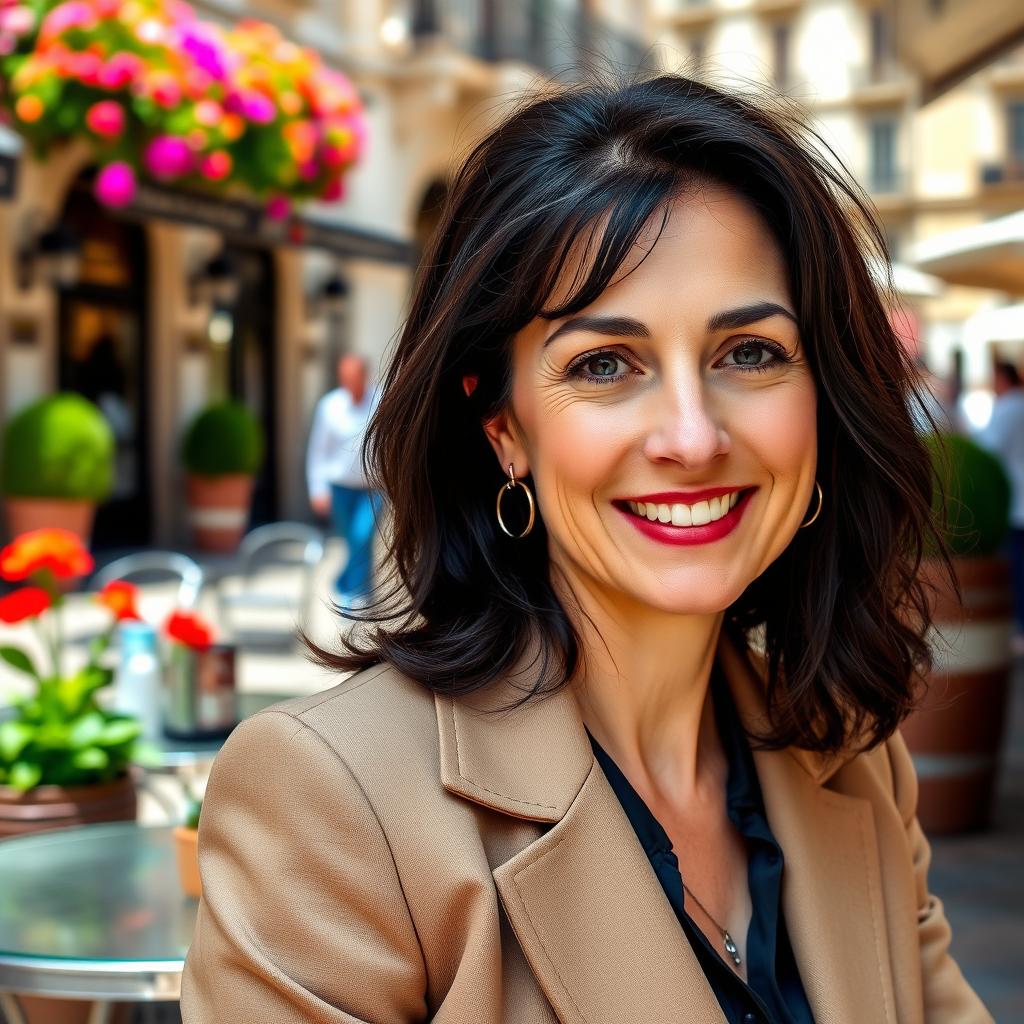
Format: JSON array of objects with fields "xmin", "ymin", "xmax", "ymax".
[{"xmin": 742, "ymin": 1014, "xmax": 758, "ymax": 1024}]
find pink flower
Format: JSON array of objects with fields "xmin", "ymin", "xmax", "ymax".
[
  {"xmin": 94, "ymin": 162, "xmax": 136, "ymax": 207},
  {"xmin": 265, "ymin": 195, "xmax": 290, "ymax": 220},
  {"xmin": 39, "ymin": 1, "xmax": 95, "ymax": 40},
  {"xmin": 320, "ymin": 176, "xmax": 345, "ymax": 202},
  {"xmin": 93, "ymin": 0, "xmax": 121, "ymax": 17},
  {"xmin": 148, "ymin": 71, "xmax": 182, "ymax": 109},
  {"xmin": 143, "ymin": 135, "xmax": 193, "ymax": 180},
  {"xmin": 85, "ymin": 100, "xmax": 124, "ymax": 139},
  {"xmin": 98, "ymin": 51, "xmax": 141, "ymax": 90},
  {"xmin": 0, "ymin": 6, "xmax": 34, "ymax": 35},
  {"xmin": 66, "ymin": 50, "xmax": 102, "ymax": 84},
  {"xmin": 237, "ymin": 91, "xmax": 275, "ymax": 124},
  {"xmin": 193, "ymin": 99, "xmax": 222, "ymax": 126},
  {"xmin": 199, "ymin": 149, "xmax": 232, "ymax": 181}
]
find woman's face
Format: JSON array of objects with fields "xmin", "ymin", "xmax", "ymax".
[{"xmin": 484, "ymin": 185, "xmax": 818, "ymax": 616}]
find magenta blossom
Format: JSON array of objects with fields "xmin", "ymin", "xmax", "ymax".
[
  {"xmin": 39, "ymin": 1, "xmax": 95, "ymax": 40},
  {"xmin": 98, "ymin": 51, "xmax": 142, "ymax": 90},
  {"xmin": 265, "ymin": 195, "xmax": 290, "ymax": 220},
  {"xmin": 94, "ymin": 162, "xmax": 136, "ymax": 208},
  {"xmin": 143, "ymin": 135, "xmax": 193, "ymax": 180}
]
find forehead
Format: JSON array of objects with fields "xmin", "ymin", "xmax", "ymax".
[{"xmin": 543, "ymin": 185, "xmax": 791, "ymax": 323}]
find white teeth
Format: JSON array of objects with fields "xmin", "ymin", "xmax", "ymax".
[
  {"xmin": 626, "ymin": 490, "xmax": 744, "ymax": 528},
  {"xmin": 671, "ymin": 503, "xmax": 691, "ymax": 526}
]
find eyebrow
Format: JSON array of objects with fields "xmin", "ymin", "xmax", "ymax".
[{"xmin": 543, "ymin": 301, "xmax": 798, "ymax": 347}]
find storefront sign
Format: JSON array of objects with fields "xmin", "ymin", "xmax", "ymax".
[{"xmin": 113, "ymin": 182, "xmax": 413, "ymax": 264}]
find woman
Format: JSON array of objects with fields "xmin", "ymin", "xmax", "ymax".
[{"xmin": 182, "ymin": 75, "xmax": 991, "ymax": 1023}]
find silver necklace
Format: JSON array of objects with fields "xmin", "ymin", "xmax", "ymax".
[{"xmin": 680, "ymin": 881, "xmax": 742, "ymax": 968}]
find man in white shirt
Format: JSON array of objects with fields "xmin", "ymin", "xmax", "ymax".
[
  {"xmin": 975, "ymin": 360, "xmax": 1024, "ymax": 650},
  {"xmin": 306, "ymin": 355, "xmax": 382, "ymax": 603}
]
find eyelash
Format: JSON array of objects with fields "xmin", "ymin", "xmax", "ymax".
[{"xmin": 565, "ymin": 339, "xmax": 792, "ymax": 384}]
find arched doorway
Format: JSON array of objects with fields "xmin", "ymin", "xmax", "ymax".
[{"xmin": 58, "ymin": 174, "xmax": 150, "ymax": 547}]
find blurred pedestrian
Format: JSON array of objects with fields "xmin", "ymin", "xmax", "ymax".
[
  {"xmin": 974, "ymin": 359, "xmax": 1024, "ymax": 650},
  {"xmin": 305, "ymin": 354, "xmax": 382, "ymax": 604}
]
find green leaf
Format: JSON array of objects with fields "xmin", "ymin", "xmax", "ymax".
[
  {"xmin": 68, "ymin": 712, "xmax": 105, "ymax": 750},
  {"xmin": 130, "ymin": 740, "xmax": 162, "ymax": 769},
  {"xmin": 0, "ymin": 720, "xmax": 33, "ymax": 763},
  {"xmin": 8, "ymin": 761, "xmax": 42, "ymax": 792},
  {"xmin": 98, "ymin": 719, "xmax": 142, "ymax": 747},
  {"xmin": 71, "ymin": 747, "xmax": 109, "ymax": 771},
  {"xmin": 0, "ymin": 646, "xmax": 39, "ymax": 679}
]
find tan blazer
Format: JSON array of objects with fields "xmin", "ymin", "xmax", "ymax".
[{"xmin": 181, "ymin": 632, "xmax": 992, "ymax": 1023}]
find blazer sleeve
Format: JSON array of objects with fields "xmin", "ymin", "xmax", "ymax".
[
  {"xmin": 180, "ymin": 709, "xmax": 428, "ymax": 1023},
  {"xmin": 885, "ymin": 730, "xmax": 994, "ymax": 1024}
]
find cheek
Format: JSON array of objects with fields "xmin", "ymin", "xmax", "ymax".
[{"xmin": 736, "ymin": 381, "xmax": 817, "ymax": 474}]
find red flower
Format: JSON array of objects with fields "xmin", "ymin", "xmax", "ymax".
[
  {"xmin": 0, "ymin": 586, "xmax": 52, "ymax": 623},
  {"xmin": 0, "ymin": 529, "xmax": 94, "ymax": 582},
  {"xmin": 165, "ymin": 610, "xmax": 214, "ymax": 652},
  {"xmin": 97, "ymin": 580, "xmax": 141, "ymax": 621}
]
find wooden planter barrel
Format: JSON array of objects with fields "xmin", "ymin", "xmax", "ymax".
[
  {"xmin": 185, "ymin": 472, "xmax": 254, "ymax": 552},
  {"xmin": 0, "ymin": 773, "xmax": 137, "ymax": 839},
  {"xmin": 901, "ymin": 556, "xmax": 1013, "ymax": 834}
]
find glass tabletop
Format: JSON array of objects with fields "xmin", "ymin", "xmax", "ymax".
[{"xmin": 0, "ymin": 824, "xmax": 193, "ymax": 964}]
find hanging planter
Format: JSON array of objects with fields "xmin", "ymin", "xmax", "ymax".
[{"xmin": 0, "ymin": 0, "xmax": 366, "ymax": 214}]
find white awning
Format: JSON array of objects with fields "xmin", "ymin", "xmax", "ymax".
[{"xmin": 910, "ymin": 210, "xmax": 1024, "ymax": 293}]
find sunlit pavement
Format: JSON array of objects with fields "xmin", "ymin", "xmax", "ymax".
[{"xmin": 1, "ymin": 541, "xmax": 1020, "ymax": 1017}]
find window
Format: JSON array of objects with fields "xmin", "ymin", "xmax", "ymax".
[
  {"xmin": 868, "ymin": 117, "xmax": 899, "ymax": 193},
  {"xmin": 1009, "ymin": 100, "xmax": 1024, "ymax": 166},
  {"xmin": 869, "ymin": 9, "xmax": 893, "ymax": 81},
  {"xmin": 772, "ymin": 23, "xmax": 790, "ymax": 88}
]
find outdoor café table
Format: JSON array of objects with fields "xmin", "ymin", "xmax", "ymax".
[{"xmin": 0, "ymin": 822, "xmax": 192, "ymax": 1024}]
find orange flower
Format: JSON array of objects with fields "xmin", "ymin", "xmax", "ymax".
[
  {"xmin": 0, "ymin": 529, "xmax": 94, "ymax": 582},
  {"xmin": 97, "ymin": 580, "xmax": 141, "ymax": 621},
  {"xmin": 166, "ymin": 610, "xmax": 214, "ymax": 652},
  {"xmin": 0, "ymin": 586, "xmax": 52, "ymax": 623}
]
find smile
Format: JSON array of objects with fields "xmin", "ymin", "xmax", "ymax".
[{"xmin": 613, "ymin": 488, "xmax": 755, "ymax": 546}]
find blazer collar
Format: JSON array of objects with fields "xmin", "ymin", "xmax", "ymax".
[{"xmin": 435, "ymin": 628, "xmax": 849, "ymax": 822}]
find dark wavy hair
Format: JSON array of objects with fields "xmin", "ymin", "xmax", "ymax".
[{"xmin": 309, "ymin": 72, "xmax": 954, "ymax": 755}]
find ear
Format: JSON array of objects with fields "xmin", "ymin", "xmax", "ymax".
[{"xmin": 482, "ymin": 408, "xmax": 529, "ymax": 479}]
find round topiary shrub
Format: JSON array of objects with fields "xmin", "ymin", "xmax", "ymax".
[
  {"xmin": 2, "ymin": 394, "xmax": 115, "ymax": 500},
  {"xmin": 925, "ymin": 432, "xmax": 1011, "ymax": 557},
  {"xmin": 182, "ymin": 401, "xmax": 264, "ymax": 477}
]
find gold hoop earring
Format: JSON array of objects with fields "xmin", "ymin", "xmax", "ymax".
[
  {"xmin": 799, "ymin": 480, "xmax": 824, "ymax": 529},
  {"xmin": 496, "ymin": 463, "xmax": 536, "ymax": 539}
]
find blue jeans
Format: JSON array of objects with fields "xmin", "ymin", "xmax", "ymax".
[{"xmin": 329, "ymin": 484, "xmax": 382, "ymax": 598}]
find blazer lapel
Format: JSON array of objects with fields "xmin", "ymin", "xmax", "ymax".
[
  {"xmin": 436, "ymin": 665, "xmax": 725, "ymax": 1024},
  {"xmin": 720, "ymin": 638, "xmax": 899, "ymax": 1024}
]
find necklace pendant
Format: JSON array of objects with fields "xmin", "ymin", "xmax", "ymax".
[{"xmin": 723, "ymin": 931, "xmax": 742, "ymax": 967}]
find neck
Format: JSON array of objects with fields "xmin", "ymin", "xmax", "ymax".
[{"xmin": 553, "ymin": 562, "xmax": 727, "ymax": 809}]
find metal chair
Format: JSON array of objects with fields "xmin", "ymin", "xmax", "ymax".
[
  {"xmin": 91, "ymin": 551, "xmax": 205, "ymax": 609},
  {"xmin": 215, "ymin": 522, "xmax": 325, "ymax": 647}
]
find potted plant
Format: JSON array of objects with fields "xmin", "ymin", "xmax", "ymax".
[
  {"xmin": 1, "ymin": 394, "xmax": 114, "ymax": 542},
  {"xmin": 902, "ymin": 432, "xmax": 1013, "ymax": 833},
  {"xmin": 175, "ymin": 794, "xmax": 203, "ymax": 899},
  {"xmin": 0, "ymin": 529, "xmax": 155, "ymax": 837},
  {"xmin": 181, "ymin": 401, "xmax": 264, "ymax": 552}
]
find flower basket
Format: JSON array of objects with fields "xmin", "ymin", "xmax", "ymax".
[{"xmin": 0, "ymin": 0, "xmax": 366, "ymax": 214}]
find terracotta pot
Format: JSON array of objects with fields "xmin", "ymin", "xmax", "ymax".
[
  {"xmin": 0, "ymin": 773, "xmax": 137, "ymax": 839},
  {"xmin": 4, "ymin": 497, "xmax": 95, "ymax": 543},
  {"xmin": 175, "ymin": 825, "xmax": 202, "ymax": 898},
  {"xmin": 185, "ymin": 473, "xmax": 254, "ymax": 552},
  {"xmin": 901, "ymin": 556, "xmax": 1013, "ymax": 834}
]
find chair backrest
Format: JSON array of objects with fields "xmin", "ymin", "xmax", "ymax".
[
  {"xmin": 237, "ymin": 522, "xmax": 325, "ymax": 576},
  {"xmin": 91, "ymin": 552, "xmax": 205, "ymax": 609}
]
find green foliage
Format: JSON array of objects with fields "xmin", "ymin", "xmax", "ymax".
[
  {"xmin": 1, "ymin": 393, "xmax": 114, "ymax": 500},
  {"xmin": 0, "ymin": 668, "xmax": 144, "ymax": 792},
  {"xmin": 181, "ymin": 401, "xmax": 264, "ymax": 477},
  {"xmin": 184, "ymin": 795, "xmax": 202, "ymax": 830},
  {"xmin": 926, "ymin": 433, "xmax": 1011, "ymax": 557}
]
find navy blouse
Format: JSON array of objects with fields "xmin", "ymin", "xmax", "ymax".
[{"xmin": 585, "ymin": 665, "xmax": 816, "ymax": 1024}]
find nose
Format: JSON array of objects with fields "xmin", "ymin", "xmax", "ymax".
[{"xmin": 641, "ymin": 376, "xmax": 730, "ymax": 469}]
